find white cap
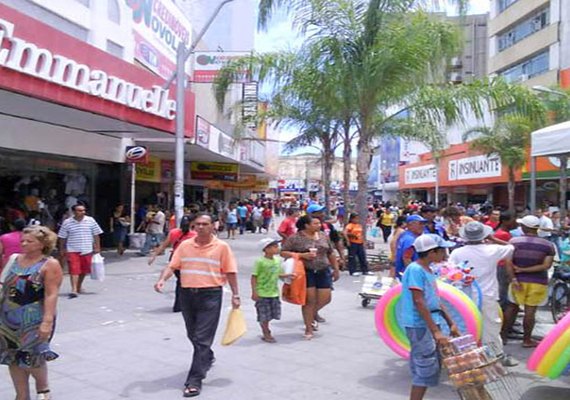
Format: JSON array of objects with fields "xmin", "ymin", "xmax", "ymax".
[
  {"xmin": 413, "ymin": 234, "xmax": 455, "ymax": 253},
  {"xmin": 516, "ymin": 215, "xmax": 540, "ymax": 229},
  {"xmin": 258, "ymin": 238, "xmax": 281, "ymax": 251}
]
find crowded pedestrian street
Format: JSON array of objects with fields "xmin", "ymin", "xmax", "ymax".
[{"xmin": 0, "ymin": 224, "xmax": 567, "ymax": 400}]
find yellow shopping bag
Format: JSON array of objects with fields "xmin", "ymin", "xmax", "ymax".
[{"xmin": 221, "ymin": 308, "xmax": 247, "ymax": 346}]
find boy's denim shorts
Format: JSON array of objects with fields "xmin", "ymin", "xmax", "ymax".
[{"xmin": 405, "ymin": 327, "xmax": 441, "ymax": 387}]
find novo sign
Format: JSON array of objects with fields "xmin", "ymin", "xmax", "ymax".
[
  {"xmin": 404, "ymin": 164, "xmax": 437, "ymax": 185},
  {"xmin": 0, "ymin": 18, "xmax": 176, "ymax": 120},
  {"xmin": 448, "ymin": 154, "xmax": 502, "ymax": 181}
]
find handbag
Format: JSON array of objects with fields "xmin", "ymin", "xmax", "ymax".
[
  {"xmin": 282, "ymin": 254, "xmax": 307, "ymax": 305},
  {"xmin": 90, "ymin": 253, "xmax": 105, "ymax": 281},
  {"xmin": 221, "ymin": 308, "xmax": 247, "ymax": 345},
  {"xmin": 0, "ymin": 254, "xmax": 18, "ymax": 301}
]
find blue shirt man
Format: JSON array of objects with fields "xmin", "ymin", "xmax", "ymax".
[
  {"xmin": 237, "ymin": 205, "xmax": 248, "ymax": 219},
  {"xmin": 394, "ymin": 215, "xmax": 428, "ymax": 278}
]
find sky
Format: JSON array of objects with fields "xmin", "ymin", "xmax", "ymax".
[{"xmin": 253, "ymin": 1, "xmax": 492, "ymax": 153}]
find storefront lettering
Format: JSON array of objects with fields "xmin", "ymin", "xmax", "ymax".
[
  {"xmin": 0, "ymin": 18, "xmax": 176, "ymax": 120},
  {"xmin": 449, "ymin": 154, "xmax": 502, "ymax": 181},
  {"xmin": 404, "ymin": 165, "xmax": 437, "ymax": 184}
]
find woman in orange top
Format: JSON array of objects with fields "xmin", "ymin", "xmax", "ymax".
[{"xmin": 344, "ymin": 213, "xmax": 369, "ymax": 276}]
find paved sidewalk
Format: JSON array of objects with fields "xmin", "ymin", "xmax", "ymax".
[{"xmin": 1, "ymin": 229, "xmax": 569, "ymax": 399}]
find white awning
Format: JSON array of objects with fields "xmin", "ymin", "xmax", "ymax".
[{"xmin": 531, "ymin": 120, "xmax": 570, "ymax": 157}]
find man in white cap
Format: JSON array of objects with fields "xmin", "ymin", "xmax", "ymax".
[
  {"xmin": 501, "ymin": 215, "xmax": 555, "ymax": 348},
  {"xmin": 448, "ymin": 222, "xmax": 516, "ymax": 366},
  {"xmin": 401, "ymin": 234, "xmax": 458, "ymax": 400}
]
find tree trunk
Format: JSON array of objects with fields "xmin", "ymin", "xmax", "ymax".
[
  {"xmin": 356, "ymin": 137, "xmax": 373, "ymax": 236},
  {"xmin": 508, "ymin": 167, "xmax": 515, "ymax": 213},
  {"xmin": 342, "ymin": 130, "xmax": 352, "ymax": 211},
  {"xmin": 323, "ymin": 150, "xmax": 334, "ymax": 218},
  {"xmin": 560, "ymin": 155, "xmax": 568, "ymax": 221}
]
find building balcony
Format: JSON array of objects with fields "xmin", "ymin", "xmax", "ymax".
[{"xmin": 489, "ymin": 0, "xmax": 549, "ymax": 37}]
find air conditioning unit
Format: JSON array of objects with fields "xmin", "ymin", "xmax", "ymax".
[
  {"xmin": 519, "ymin": 74, "xmax": 529, "ymax": 82},
  {"xmin": 450, "ymin": 72, "xmax": 463, "ymax": 83},
  {"xmin": 451, "ymin": 57, "xmax": 462, "ymax": 68}
]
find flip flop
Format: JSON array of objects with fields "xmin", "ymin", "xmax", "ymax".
[
  {"xmin": 183, "ymin": 386, "xmax": 201, "ymax": 397},
  {"xmin": 261, "ymin": 336, "xmax": 277, "ymax": 343},
  {"xmin": 303, "ymin": 333, "xmax": 314, "ymax": 340},
  {"xmin": 522, "ymin": 341, "xmax": 539, "ymax": 348},
  {"xmin": 311, "ymin": 321, "xmax": 319, "ymax": 331}
]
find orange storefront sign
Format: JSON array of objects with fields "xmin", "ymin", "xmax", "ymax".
[{"xmin": 399, "ymin": 143, "xmax": 521, "ymax": 189}]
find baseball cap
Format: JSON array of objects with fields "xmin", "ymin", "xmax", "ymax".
[
  {"xmin": 307, "ymin": 204, "xmax": 326, "ymax": 214},
  {"xmin": 413, "ymin": 234, "xmax": 455, "ymax": 252},
  {"xmin": 258, "ymin": 238, "xmax": 281, "ymax": 251},
  {"xmin": 406, "ymin": 214, "xmax": 428, "ymax": 223},
  {"xmin": 516, "ymin": 215, "xmax": 540, "ymax": 229}
]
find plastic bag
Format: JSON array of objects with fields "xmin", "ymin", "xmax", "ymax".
[
  {"xmin": 282, "ymin": 254, "xmax": 306, "ymax": 305},
  {"xmin": 282, "ymin": 257, "xmax": 295, "ymax": 284},
  {"xmin": 221, "ymin": 308, "xmax": 247, "ymax": 346},
  {"xmin": 90, "ymin": 253, "xmax": 105, "ymax": 282}
]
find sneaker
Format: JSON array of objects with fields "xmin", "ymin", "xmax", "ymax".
[{"xmin": 501, "ymin": 354, "xmax": 519, "ymax": 367}]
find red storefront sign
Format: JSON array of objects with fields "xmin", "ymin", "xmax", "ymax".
[{"xmin": 0, "ymin": 4, "xmax": 195, "ymax": 137}]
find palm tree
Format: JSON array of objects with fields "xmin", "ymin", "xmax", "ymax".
[
  {"xmin": 218, "ymin": 0, "xmax": 545, "ymax": 226},
  {"xmin": 463, "ymin": 116, "xmax": 535, "ymax": 212}
]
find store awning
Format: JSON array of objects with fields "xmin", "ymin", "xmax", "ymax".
[{"xmin": 531, "ymin": 120, "xmax": 570, "ymax": 157}]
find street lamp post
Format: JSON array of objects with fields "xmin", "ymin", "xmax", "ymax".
[{"xmin": 165, "ymin": 0, "xmax": 235, "ymax": 224}]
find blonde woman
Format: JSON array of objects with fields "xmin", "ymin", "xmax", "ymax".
[{"xmin": 0, "ymin": 226, "xmax": 63, "ymax": 400}]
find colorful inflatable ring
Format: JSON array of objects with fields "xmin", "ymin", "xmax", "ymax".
[
  {"xmin": 528, "ymin": 312, "xmax": 570, "ymax": 379},
  {"xmin": 375, "ymin": 281, "xmax": 483, "ymax": 359}
]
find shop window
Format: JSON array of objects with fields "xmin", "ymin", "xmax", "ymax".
[{"xmin": 108, "ymin": 0, "xmax": 120, "ymax": 24}]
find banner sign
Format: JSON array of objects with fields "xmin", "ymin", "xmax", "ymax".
[
  {"xmin": 404, "ymin": 164, "xmax": 437, "ymax": 185},
  {"xmin": 0, "ymin": 16, "xmax": 176, "ymax": 119},
  {"xmin": 195, "ymin": 117, "xmax": 238, "ymax": 160},
  {"xmin": 125, "ymin": 146, "xmax": 149, "ymax": 163},
  {"xmin": 242, "ymin": 82, "xmax": 258, "ymax": 131},
  {"xmin": 448, "ymin": 154, "xmax": 502, "ymax": 181},
  {"xmin": 136, "ymin": 155, "xmax": 161, "ymax": 182},
  {"xmin": 126, "ymin": 0, "xmax": 193, "ymax": 79},
  {"xmin": 193, "ymin": 51, "xmax": 250, "ymax": 83},
  {"xmin": 190, "ymin": 161, "xmax": 238, "ymax": 182}
]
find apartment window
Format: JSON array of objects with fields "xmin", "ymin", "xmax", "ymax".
[
  {"xmin": 499, "ymin": 51, "xmax": 549, "ymax": 83},
  {"xmin": 75, "ymin": 0, "xmax": 90, "ymax": 6},
  {"xmin": 497, "ymin": 8, "xmax": 549, "ymax": 51},
  {"xmin": 108, "ymin": 0, "xmax": 120, "ymax": 24},
  {"xmin": 106, "ymin": 40, "xmax": 124, "ymax": 59},
  {"xmin": 498, "ymin": 0, "xmax": 518, "ymax": 13}
]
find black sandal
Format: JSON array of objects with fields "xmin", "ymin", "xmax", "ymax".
[{"xmin": 183, "ymin": 386, "xmax": 201, "ymax": 398}]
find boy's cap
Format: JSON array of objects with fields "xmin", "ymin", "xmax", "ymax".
[
  {"xmin": 307, "ymin": 204, "xmax": 326, "ymax": 214},
  {"xmin": 258, "ymin": 238, "xmax": 281, "ymax": 251},
  {"xmin": 413, "ymin": 234, "xmax": 455, "ymax": 252},
  {"xmin": 406, "ymin": 215, "xmax": 428, "ymax": 223},
  {"xmin": 516, "ymin": 215, "xmax": 540, "ymax": 229}
]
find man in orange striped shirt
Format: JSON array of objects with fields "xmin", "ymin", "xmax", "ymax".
[{"xmin": 154, "ymin": 213, "xmax": 240, "ymax": 398}]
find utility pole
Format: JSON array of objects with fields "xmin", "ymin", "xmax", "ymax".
[{"xmin": 166, "ymin": 0, "xmax": 235, "ymax": 225}]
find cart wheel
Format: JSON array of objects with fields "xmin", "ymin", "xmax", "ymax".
[{"xmin": 362, "ymin": 298, "xmax": 371, "ymax": 308}]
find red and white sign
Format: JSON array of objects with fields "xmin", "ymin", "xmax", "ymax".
[
  {"xmin": 126, "ymin": 0, "xmax": 193, "ymax": 80},
  {"xmin": 193, "ymin": 52, "xmax": 250, "ymax": 83},
  {"xmin": 125, "ymin": 146, "xmax": 149, "ymax": 163},
  {"xmin": 0, "ymin": 4, "xmax": 195, "ymax": 137}
]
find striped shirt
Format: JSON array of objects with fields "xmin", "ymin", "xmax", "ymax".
[
  {"xmin": 169, "ymin": 236, "xmax": 238, "ymax": 288},
  {"xmin": 58, "ymin": 216, "xmax": 103, "ymax": 254},
  {"xmin": 510, "ymin": 235, "xmax": 555, "ymax": 285}
]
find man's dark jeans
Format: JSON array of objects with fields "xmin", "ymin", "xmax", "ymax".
[
  {"xmin": 348, "ymin": 242, "xmax": 368, "ymax": 275},
  {"xmin": 180, "ymin": 287, "xmax": 223, "ymax": 388}
]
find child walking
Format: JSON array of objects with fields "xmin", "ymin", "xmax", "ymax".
[
  {"xmin": 251, "ymin": 238, "xmax": 292, "ymax": 343},
  {"xmin": 401, "ymin": 234, "xmax": 459, "ymax": 400}
]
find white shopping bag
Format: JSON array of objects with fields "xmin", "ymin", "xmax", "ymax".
[
  {"xmin": 281, "ymin": 257, "xmax": 295, "ymax": 284},
  {"xmin": 90, "ymin": 253, "xmax": 105, "ymax": 282}
]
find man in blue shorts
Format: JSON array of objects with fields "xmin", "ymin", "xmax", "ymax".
[{"xmin": 401, "ymin": 234, "xmax": 458, "ymax": 400}]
